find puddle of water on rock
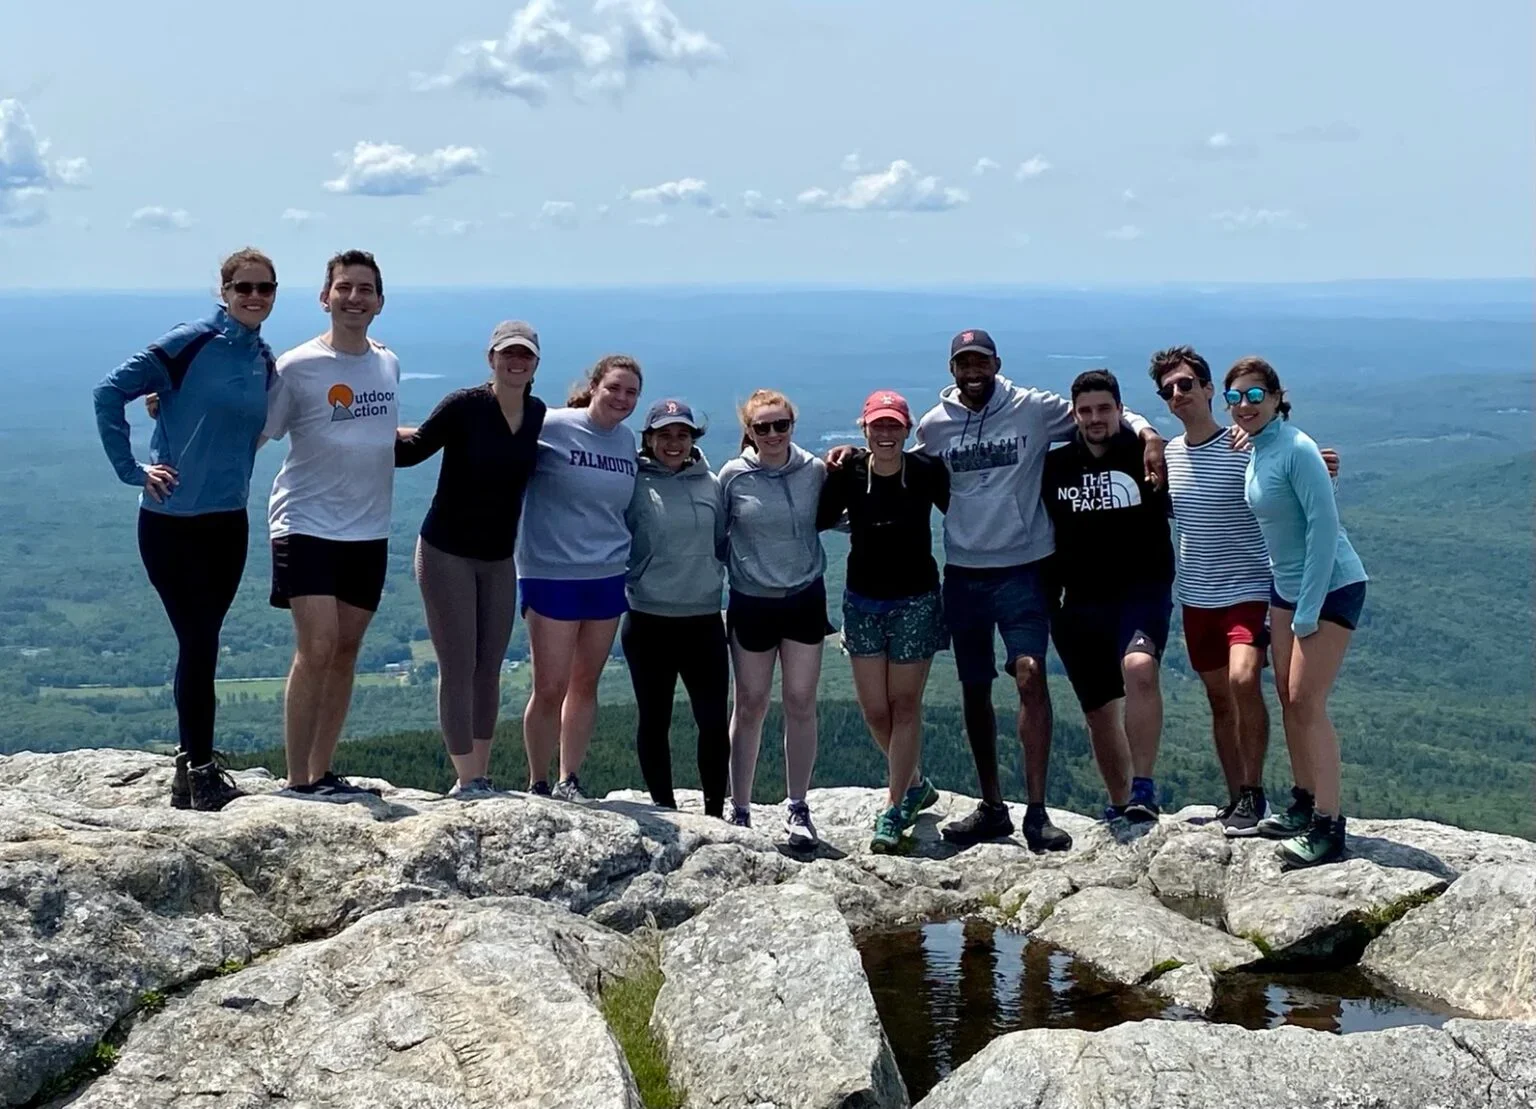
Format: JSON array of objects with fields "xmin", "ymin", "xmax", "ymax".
[{"xmin": 857, "ymin": 918, "xmax": 1451, "ymax": 1102}]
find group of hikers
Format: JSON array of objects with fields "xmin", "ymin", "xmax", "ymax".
[{"xmin": 92, "ymin": 247, "xmax": 1368, "ymax": 871}]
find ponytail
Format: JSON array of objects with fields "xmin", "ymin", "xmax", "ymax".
[{"xmin": 569, "ymin": 353, "xmax": 643, "ymax": 408}]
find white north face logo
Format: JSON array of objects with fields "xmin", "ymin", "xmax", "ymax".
[{"xmin": 1058, "ymin": 470, "xmax": 1142, "ymax": 511}]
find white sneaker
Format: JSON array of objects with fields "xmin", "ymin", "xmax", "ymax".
[{"xmin": 784, "ymin": 800, "xmax": 819, "ymax": 851}]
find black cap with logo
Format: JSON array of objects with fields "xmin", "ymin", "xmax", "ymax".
[{"xmin": 950, "ymin": 328, "xmax": 998, "ymax": 359}]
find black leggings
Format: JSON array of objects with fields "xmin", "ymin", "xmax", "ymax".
[
  {"xmin": 138, "ymin": 509, "xmax": 249, "ymax": 765},
  {"xmin": 621, "ymin": 610, "xmax": 730, "ymax": 814}
]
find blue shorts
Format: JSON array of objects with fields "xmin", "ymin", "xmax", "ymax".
[
  {"xmin": 520, "ymin": 575, "xmax": 628, "ymax": 622},
  {"xmin": 942, "ymin": 561, "xmax": 1051, "ymax": 685},
  {"xmin": 1271, "ymin": 580, "xmax": 1367, "ymax": 631}
]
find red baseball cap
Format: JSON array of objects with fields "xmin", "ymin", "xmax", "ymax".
[{"xmin": 861, "ymin": 390, "xmax": 912, "ymax": 427}]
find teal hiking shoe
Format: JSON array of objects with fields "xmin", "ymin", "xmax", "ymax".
[
  {"xmin": 1257, "ymin": 786, "xmax": 1315, "ymax": 839},
  {"xmin": 870, "ymin": 805, "xmax": 906, "ymax": 854},
  {"xmin": 899, "ymin": 777, "xmax": 939, "ymax": 825},
  {"xmin": 1278, "ymin": 813, "xmax": 1347, "ymax": 869}
]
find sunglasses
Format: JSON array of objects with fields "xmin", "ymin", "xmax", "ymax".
[
  {"xmin": 1224, "ymin": 386, "xmax": 1269, "ymax": 405},
  {"xmin": 1156, "ymin": 377, "xmax": 1200, "ymax": 401},
  {"xmin": 225, "ymin": 281, "xmax": 278, "ymax": 297},
  {"xmin": 751, "ymin": 418, "xmax": 794, "ymax": 435}
]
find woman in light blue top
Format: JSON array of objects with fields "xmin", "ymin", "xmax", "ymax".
[{"xmin": 1226, "ymin": 356, "xmax": 1368, "ymax": 870}]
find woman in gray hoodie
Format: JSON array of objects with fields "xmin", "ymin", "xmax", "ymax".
[
  {"xmin": 718, "ymin": 388, "xmax": 831, "ymax": 849},
  {"xmin": 621, "ymin": 399, "xmax": 729, "ymax": 817}
]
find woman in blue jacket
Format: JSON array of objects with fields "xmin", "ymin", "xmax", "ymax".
[
  {"xmin": 1225, "ymin": 356, "xmax": 1368, "ymax": 869},
  {"xmin": 92, "ymin": 248, "xmax": 279, "ymax": 812}
]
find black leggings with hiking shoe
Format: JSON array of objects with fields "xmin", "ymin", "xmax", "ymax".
[{"xmin": 620, "ymin": 610, "xmax": 730, "ymax": 816}]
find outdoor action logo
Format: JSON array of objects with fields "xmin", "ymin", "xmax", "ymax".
[
  {"xmin": 1059, "ymin": 470, "xmax": 1142, "ymax": 511},
  {"xmin": 327, "ymin": 383, "xmax": 396, "ymax": 422}
]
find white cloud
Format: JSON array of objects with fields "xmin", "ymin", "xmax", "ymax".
[
  {"xmin": 281, "ymin": 208, "xmax": 323, "ymax": 226},
  {"xmin": 1121, "ymin": 188, "xmax": 1138, "ymax": 204},
  {"xmin": 1211, "ymin": 207, "xmax": 1307, "ymax": 232},
  {"xmin": 128, "ymin": 206, "xmax": 194, "ymax": 232},
  {"xmin": 972, "ymin": 157, "xmax": 1000, "ymax": 176},
  {"xmin": 412, "ymin": 214, "xmax": 480, "ymax": 236},
  {"xmin": 633, "ymin": 212, "xmax": 670, "ymax": 227},
  {"xmin": 798, "ymin": 159, "xmax": 968, "ymax": 213},
  {"xmin": 741, "ymin": 190, "xmax": 786, "ymax": 220},
  {"xmin": 594, "ymin": 203, "xmax": 612, "ymax": 219},
  {"xmin": 536, "ymin": 199, "xmax": 579, "ymax": 229},
  {"xmin": 840, "ymin": 151, "xmax": 863, "ymax": 173},
  {"xmin": 628, "ymin": 176, "xmax": 711, "ymax": 206},
  {"xmin": 0, "ymin": 99, "xmax": 89, "ymax": 228},
  {"xmin": 323, "ymin": 141, "xmax": 486, "ymax": 197},
  {"xmin": 1207, "ymin": 132, "xmax": 1231, "ymax": 149},
  {"xmin": 417, "ymin": 0, "xmax": 723, "ymax": 105},
  {"xmin": 709, "ymin": 203, "xmax": 730, "ymax": 218},
  {"xmin": 1279, "ymin": 122, "xmax": 1362, "ymax": 144},
  {"xmin": 1103, "ymin": 224, "xmax": 1143, "ymax": 241},
  {"xmin": 1014, "ymin": 155, "xmax": 1052, "ymax": 180},
  {"xmin": 1189, "ymin": 131, "xmax": 1256, "ymax": 160}
]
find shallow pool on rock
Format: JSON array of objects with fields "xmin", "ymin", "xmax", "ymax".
[{"xmin": 857, "ymin": 918, "xmax": 1453, "ymax": 1101}]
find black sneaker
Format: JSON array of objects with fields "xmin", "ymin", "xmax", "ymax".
[
  {"xmin": 529, "ymin": 779, "xmax": 553, "ymax": 797},
  {"xmin": 941, "ymin": 801, "xmax": 1015, "ymax": 847},
  {"xmin": 171, "ymin": 752, "xmax": 192, "ymax": 810},
  {"xmin": 1213, "ymin": 797, "xmax": 1240, "ymax": 823},
  {"xmin": 1258, "ymin": 786, "xmax": 1315, "ymax": 839},
  {"xmin": 1278, "ymin": 813, "xmax": 1347, "ymax": 869},
  {"xmin": 188, "ymin": 760, "xmax": 244, "ymax": 812},
  {"xmin": 1023, "ymin": 804, "xmax": 1073, "ymax": 853},
  {"xmin": 313, "ymin": 771, "xmax": 383, "ymax": 798},
  {"xmin": 784, "ymin": 800, "xmax": 819, "ymax": 851},
  {"xmin": 1222, "ymin": 786, "xmax": 1267, "ymax": 838},
  {"xmin": 553, "ymin": 775, "xmax": 590, "ymax": 803}
]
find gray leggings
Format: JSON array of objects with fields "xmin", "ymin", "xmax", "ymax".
[{"xmin": 414, "ymin": 537, "xmax": 519, "ymax": 756}]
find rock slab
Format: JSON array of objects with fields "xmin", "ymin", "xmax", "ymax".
[{"xmin": 653, "ymin": 882, "xmax": 909, "ymax": 1109}]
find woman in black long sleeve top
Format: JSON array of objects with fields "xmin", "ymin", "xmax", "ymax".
[{"xmin": 395, "ymin": 321, "xmax": 547, "ymax": 793}]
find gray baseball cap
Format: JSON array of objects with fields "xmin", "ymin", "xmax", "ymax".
[{"xmin": 489, "ymin": 320, "xmax": 539, "ymax": 355}]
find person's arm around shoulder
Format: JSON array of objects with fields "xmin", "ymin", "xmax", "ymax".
[
  {"xmin": 815, "ymin": 460, "xmax": 851, "ymax": 532},
  {"xmin": 395, "ymin": 389, "xmax": 461, "ymax": 468},
  {"xmin": 1286, "ymin": 429, "xmax": 1342, "ymax": 638},
  {"xmin": 927, "ymin": 453, "xmax": 951, "ymax": 513}
]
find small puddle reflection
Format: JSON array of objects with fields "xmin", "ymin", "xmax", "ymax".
[{"xmin": 857, "ymin": 919, "xmax": 1451, "ymax": 1102}]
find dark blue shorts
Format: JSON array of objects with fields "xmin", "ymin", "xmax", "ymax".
[
  {"xmin": 520, "ymin": 574, "xmax": 628, "ymax": 622},
  {"xmin": 943, "ymin": 561, "xmax": 1051, "ymax": 685},
  {"xmin": 1051, "ymin": 584, "xmax": 1173, "ymax": 713},
  {"xmin": 1271, "ymin": 580, "xmax": 1367, "ymax": 631}
]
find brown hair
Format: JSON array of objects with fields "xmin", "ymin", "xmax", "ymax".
[
  {"xmin": 568, "ymin": 354, "xmax": 644, "ymax": 408},
  {"xmin": 738, "ymin": 388, "xmax": 797, "ymax": 451},
  {"xmin": 1148, "ymin": 345, "xmax": 1211, "ymax": 387},
  {"xmin": 219, "ymin": 248, "xmax": 275, "ymax": 287},
  {"xmin": 1223, "ymin": 355, "xmax": 1292, "ymax": 419},
  {"xmin": 323, "ymin": 249, "xmax": 383, "ymax": 295}
]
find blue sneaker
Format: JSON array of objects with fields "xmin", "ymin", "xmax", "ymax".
[{"xmin": 1125, "ymin": 778, "xmax": 1160, "ymax": 823}]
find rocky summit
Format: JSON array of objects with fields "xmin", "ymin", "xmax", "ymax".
[{"xmin": 2, "ymin": 748, "xmax": 1533, "ymax": 1108}]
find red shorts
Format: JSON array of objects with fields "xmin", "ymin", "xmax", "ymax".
[{"xmin": 1182, "ymin": 602, "xmax": 1269, "ymax": 673}]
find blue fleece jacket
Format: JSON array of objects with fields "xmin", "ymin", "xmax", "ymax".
[
  {"xmin": 93, "ymin": 307, "xmax": 275, "ymax": 516},
  {"xmin": 1245, "ymin": 417, "xmax": 1368, "ymax": 636}
]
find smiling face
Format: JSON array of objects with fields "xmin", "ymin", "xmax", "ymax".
[
  {"xmin": 321, "ymin": 264, "xmax": 383, "ymax": 333},
  {"xmin": 1227, "ymin": 372, "xmax": 1281, "ymax": 435},
  {"xmin": 591, "ymin": 368, "xmax": 641, "ymax": 428},
  {"xmin": 1157, "ymin": 362, "xmax": 1213, "ymax": 421},
  {"xmin": 645, "ymin": 423, "xmax": 696, "ymax": 471},
  {"xmin": 950, "ymin": 350, "xmax": 1000, "ymax": 409},
  {"xmin": 863, "ymin": 416, "xmax": 909, "ymax": 464},
  {"xmin": 746, "ymin": 402, "xmax": 794, "ymax": 460},
  {"xmin": 488, "ymin": 344, "xmax": 538, "ymax": 391},
  {"xmin": 222, "ymin": 262, "xmax": 277, "ymax": 329},
  {"xmin": 1073, "ymin": 389, "xmax": 1122, "ymax": 447}
]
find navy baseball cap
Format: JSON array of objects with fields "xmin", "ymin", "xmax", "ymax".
[
  {"xmin": 950, "ymin": 328, "xmax": 998, "ymax": 359},
  {"xmin": 643, "ymin": 398, "xmax": 704, "ymax": 435}
]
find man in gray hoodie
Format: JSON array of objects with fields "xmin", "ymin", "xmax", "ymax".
[{"xmin": 918, "ymin": 329, "xmax": 1165, "ymax": 850}]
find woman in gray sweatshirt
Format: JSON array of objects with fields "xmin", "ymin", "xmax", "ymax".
[
  {"xmin": 718, "ymin": 388, "xmax": 831, "ymax": 849},
  {"xmin": 515, "ymin": 355, "xmax": 642, "ymax": 802},
  {"xmin": 621, "ymin": 399, "xmax": 729, "ymax": 817}
]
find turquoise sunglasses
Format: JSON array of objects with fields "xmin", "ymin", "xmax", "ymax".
[{"xmin": 1224, "ymin": 386, "xmax": 1268, "ymax": 405}]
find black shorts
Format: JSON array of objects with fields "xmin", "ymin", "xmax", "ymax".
[
  {"xmin": 727, "ymin": 580, "xmax": 835, "ymax": 654},
  {"xmin": 1050, "ymin": 584, "xmax": 1172, "ymax": 713},
  {"xmin": 270, "ymin": 534, "xmax": 389, "ymax": 612}
]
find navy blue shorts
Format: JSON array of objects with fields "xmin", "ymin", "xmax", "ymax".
[
  {"xmin": 1271, "ymin": 580, "xmax": 1367, "ymax": 631},
  {"xmin": 520, "ymin": 574, "xmax": 628, "ymax": 622},
  {"xmin": 1051, "ymin": 584, "xmax": 1173, "ymax": 713},
  {"xmin": 943, "ymin": 561, "xmax": 1051, "ymax": 685}
]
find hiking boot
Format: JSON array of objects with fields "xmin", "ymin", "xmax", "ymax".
[
  {"xmin": 313, "ymin": 771, "xmax": 382, "ymax": 797},
  {"xmin": 898, "ymin": 776, "xmax": 939, "ymax": 825},
  {"xmin": 941, "ymin": 801, "xmax": 1014, "ymax": 847},
  {"xmin": 870, "ymin": 805, "xmax": 906, "ymax": 854},
  {"xmin": 1258, "ymin": 786, "xmax": 1315, "ymax": 839},
  {"xmin": 1124, "ymin": 778, "xmax": 1160, "ymax": 823},
  {"xmin": 553, "ymin": 775, "xmax": 590, "ymax": 803},
  {"xmin": 188, "ymin": 760, "xmax": 244, "ymax": 812},
  {"xmin": 728, "ymin": 804, "xmax": 752, "ymax": 828},
  {"xmin": 1023, "ymin": 804, "xmax": 1073, "ymax": 853},
  {"xmin": 1278, "ymin": 813, "xmax": 1347, "ymax": 869},
  {"xmin": 449, "ymin": 776, "xmax": 496, "ymax": 798},
  {"xmin": 171, "ymin": 752, "xmax": 192, "ymax": 810},
  {"xmin": 529, "ymin": 779, "xmax": 553, "ymax": 797},
  {"xmin": 1222, "ymin": 786, "xmax": 1267, "ymax": 837},
  {"xmin": 784, "ymin": 800, "xmax": 819, "ymax": 851}
]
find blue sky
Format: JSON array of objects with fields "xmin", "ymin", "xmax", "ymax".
[{"xmin": 1, "ymin": 0, "xmax": 1531, "ymax": 289}]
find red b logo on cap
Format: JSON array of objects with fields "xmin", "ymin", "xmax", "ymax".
[{"xmin": 665, "ymin": 401, "xmax": 678, "ymax": 413}]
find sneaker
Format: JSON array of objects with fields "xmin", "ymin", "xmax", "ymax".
[
  {"xmin": 529, "ymin": 779, "xmax": 553, "ymax": 797},
  {"xmin": 728, "ymin": 804, "xmax": 752, "ymax": 828},
  {"xmin": 171, "ymin": 752, "xmax": 192, "ymax": 810},
  {"xmin": 553, "ymin": 775, "xmax": 589, "ymax": 803},
  {"xmin": 784, "ymin": 800, "xmax": 819, "ymax": 851},
  {"xmin": 188, "ymin": 760, "xmax": 244, "ymax": 812},
  {"xmin": 1278, "ymin": 813, "xmax": 1347, "ymax": 869},
  {"xmin": 870, "ymin": 805, "xmax": 906, "ymax": 854},
  {"xmin": 1222, "ymin": 787, "xmax": 1266, "ymax": 837},
  {"xmin": 449, "ymin": 776, "xmax": 496, "ymax": 798},
  {"xmin": 1257, "ymin": 786, "xmax": 1315, "ymax": 839},
  {"xmin": 898, "ymin": 777, "xmax": 940, "ymax": 825},
  {"xmin": 313, "ymin": 771, "xmax": 383, "ymax": 798},
  {"xmin": 1023, "ymin": 804, "xmax": 1073, "ymax": 853},
  {"xmin": 941, "ymin": 801, "xmax": 1014, "ymax": 847},
  {"xmin": 1213, "ymin": 797, "xmax": 1240, "ymax": 823},
  {"xmin": 1124, "ymin": 778, "xmax": 1160, "ymax": 823}
]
